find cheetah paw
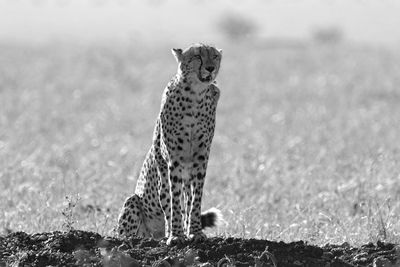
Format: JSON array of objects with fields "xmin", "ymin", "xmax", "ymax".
[
  {"xmin": 166, "ymin": 235, "xmax": 186, "ymax": 246},
  {"xmin": 189, "ymin": 232, "xmax": 207, "ymax": 243}
]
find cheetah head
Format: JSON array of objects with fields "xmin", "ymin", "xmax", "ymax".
[{"xmin": 172, "ymin": 43, "xmax": 222, "ymax": 84}]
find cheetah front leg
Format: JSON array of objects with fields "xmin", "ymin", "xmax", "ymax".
[
  {"xmin": 188, "ymin": 172, "xmax": 207, "ymax": 242},
  {"xmin": 158, "ymin": 167, "xmax": 171, "ymax": 239},
  {"xmin": 165, "ymin": 162, "xmax": 186, "ymax": 245},
  {"xmin": 182, "ymin": 181, "xmax": 192, "ymax": 236}
]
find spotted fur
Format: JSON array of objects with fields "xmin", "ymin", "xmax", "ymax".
[{"xmin": 118, "ymin": 44, "xmax": 222, "ymax": 245}]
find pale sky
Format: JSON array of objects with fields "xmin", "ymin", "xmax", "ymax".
[{"xmin": 0, "ymin": 0, "xmax": 399, "ymax": 46}]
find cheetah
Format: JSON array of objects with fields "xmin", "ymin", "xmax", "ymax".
[{"xmin": 117, "ymin": 43, "xmax": 222, "ymax": 245}]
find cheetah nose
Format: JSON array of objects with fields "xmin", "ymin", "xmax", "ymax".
[{"xmin": 205, "ymin": 66, "xmax": 215, "ymax": 73}]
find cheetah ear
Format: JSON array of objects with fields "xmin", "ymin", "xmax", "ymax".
[
  {"xmin": 218, "ymin": 49, "xmax": 223, "ymax": 55},
  {"xmin": 171, "ymin": 48, "xmax": 183, "ymax": 63}
]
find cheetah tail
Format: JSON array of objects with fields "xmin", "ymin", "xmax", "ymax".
[{"xmin": 200, "ymin": 207, "xmax": 223, "ymax": 229}]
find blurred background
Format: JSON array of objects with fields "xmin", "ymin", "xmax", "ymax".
[
  {"xmin": 2, "ymin": 0, "xmax": 400, "ymax": 245},
  {"xmin": 1, "ymin": 0, "xmax": 400, "ymax": 46}
]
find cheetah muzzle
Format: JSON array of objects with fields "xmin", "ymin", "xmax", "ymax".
[{"xmin": 117, "ymin": 43, "xmax": 222, "ymax": 245}]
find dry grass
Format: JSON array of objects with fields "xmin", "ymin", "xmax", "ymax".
[{"xmin": 1, "ymin": 41, "xmax": 400, "ymax": 246}]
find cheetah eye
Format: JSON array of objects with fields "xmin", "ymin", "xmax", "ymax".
[
  {"xmin": 213, "ymin": 55, "xmax": 219, "ymax": 60},
  {"xmin": 193, "ymin": 55, "xmax": 201, "ymax": 60}
]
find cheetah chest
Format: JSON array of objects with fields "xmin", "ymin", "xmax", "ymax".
[
  {"xmin": 163, "ymin": 87, "xmax": 215, "ymax": 179},
  {"xmin": 181, "ymin": 103, "xmax": 213, "ymax": 178},
  {"xmin": 181, "ymin": 101, "xmax": 210, "ymax": 150}
]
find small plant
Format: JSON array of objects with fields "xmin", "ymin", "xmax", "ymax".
[
  {"xmin": 373, "ymin": 199, "xmax": 392, "ymax": 242},
  {"xmin": 61, "ymin": 194, "xmax": 80, "ymax": 231}
]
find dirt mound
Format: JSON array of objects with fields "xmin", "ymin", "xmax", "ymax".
[{"xmin": 0, "ymin": 230, "xmax": 398, "ymax": 266}]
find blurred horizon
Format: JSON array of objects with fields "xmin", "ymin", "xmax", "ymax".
[{"xmin": 1, "ymin": 0, "xmax": 400, "ymax": 47}]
